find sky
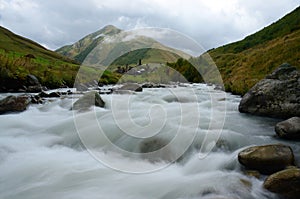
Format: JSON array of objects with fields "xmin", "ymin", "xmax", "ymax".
[{"xmin": 0, "ymin": 0, "xmax": 299, "ymax": 51}]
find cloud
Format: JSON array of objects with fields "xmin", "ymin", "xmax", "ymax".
[{"xmin": 0, "ymin": 0, "xmax": 299, "ymax": 50}]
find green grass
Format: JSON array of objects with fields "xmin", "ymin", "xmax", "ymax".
[
  {"xmin": 0, "ymin": 26, "xmax": 120, "ymax": 89},
  {"xmin": 209, "ymin": 28, "xmax": 300, "ymax": 95},
  {"xmin": 0, "ymin": 26, "xmax": 77, "ymax": 64},
  {"xmin": 0, "ymin": 49, "xmax": 78, "ymax": 88},
  {"xmin": 205, "ymin": 6, "xmax": 300, "ymax": 95},
  {"xmin": 166, "ymin": 6, "xmax": 300, "ymax": 95}
]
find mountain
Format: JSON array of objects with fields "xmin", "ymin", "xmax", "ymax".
[
  {"xmin": 56, "ymin": 25, "xmax": 122, "ymax": 63},
  {"xmin": 0, "ymin": 26, "xmax": 118, "ymax": 90},
  {"xmin": 206, "ymin": 6, "xmax": 300, "ymax": 94},
  {"xmin": 56, "ymin": 25, "xmax": 190, "ymax": 68}
]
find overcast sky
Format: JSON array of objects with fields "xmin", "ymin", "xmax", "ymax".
[{"xmin": 0, "ymin": 0, "xmax": 299, "ymax": 51}]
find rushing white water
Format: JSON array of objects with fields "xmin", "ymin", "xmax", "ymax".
[{"xmin": 0, "ymin": 84, "xmax": 299, "ymax": 199}]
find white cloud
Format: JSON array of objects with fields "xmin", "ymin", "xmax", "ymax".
[{"xmin": 0, "ymin": 0, "xmax": 299, "ymax": 50}]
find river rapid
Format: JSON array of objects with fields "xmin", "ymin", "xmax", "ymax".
[{"xmin": 0, "ymin": 84, "xmax": 299, "ymax": 199}]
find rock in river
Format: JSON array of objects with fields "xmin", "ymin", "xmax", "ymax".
[
  {"xmin": 0, "ymin": 95, "xmax": 31, "ymax": 114},
  {"xmin": 275, "ymin": 117, "xmax": 300, "ymax": 140},
  {"xmin": 238, "ymin": 144, "xmax": 295, "ymax": 174},
  {"xmin": 118, "ymin": 83, "xmax": 143, "ymax": 92},
  {"xmin": 239, "ymin": 63, "xmax": 300, "ymax": 118},
  {"xmin": 72, "ymin": 91, "xmax": 105, "ymax": 110},
  {"xmin": 264, "ymin": 168, "xmax": 300, "ymax": 199}
]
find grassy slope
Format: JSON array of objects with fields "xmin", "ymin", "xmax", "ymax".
[
  {"xmin": 206, "ymin": 6, "xmax": 300, "ymax": 95},
  {"xmin": 0, "ymin": 26, "xmax": 76, "ymax": 64},
  {"xmin": 0, "ymin": 26, "xmax": 119, "ymax": 89}
]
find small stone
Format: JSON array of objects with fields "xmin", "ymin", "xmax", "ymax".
[
  {"xmin": 240, "ymin": 179, "xmax": 252, "ymax": 189},
  {"xmin": 244, "ymin": 170, "xmax": 261, "ymax": 179}
]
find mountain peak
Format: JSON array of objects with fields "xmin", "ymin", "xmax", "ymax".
[
  {"xmin": 102, "ymin": 24, "xmax": 120, "ymax": 31},
  {"xmin": 97, "ymin": 25, "xmax": 122, "ymax": 36}
]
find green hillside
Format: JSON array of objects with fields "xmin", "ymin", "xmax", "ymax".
[
  {"xmin": 208, "ymin": 6, "xmax": 300, "ymax": 95},
  {"xmin": 0, "ymin": 26, "xmax": 119, "ymax": 90},
  {"xmin": 169, "ymin": 6, "xmax": 300, "ymax": 95},
  {"xmin": 0, "ymin": 26, "xmax": 77, "ymax": 64}
]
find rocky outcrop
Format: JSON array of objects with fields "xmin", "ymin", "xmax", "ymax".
[
  {"xmin": 238, "ymin": 144, "xmax": 295, "ymax": 174},
  {"xmin": 0, "ymin": 95, "xmax": 31, "ymax": 114},
  {"xmin": 239, "ymin": 63, "xmax": 300, "ymax": 118},
  {"xmin": 72, "ymin": 91, "xmax": 105, "ymax": 110},
  {"xmin": 264, "ymin": 168, "xmax": 300, "ymax": 199},
  {"xmin": 275, "ymin": 117, "xmax": 300, "ymax": 139}
]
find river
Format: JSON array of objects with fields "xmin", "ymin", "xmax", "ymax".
[{"xmin": 0, "ymin": 84, "xmax": 299, "ymax": 199}]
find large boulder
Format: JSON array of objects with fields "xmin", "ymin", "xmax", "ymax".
[
  {"xmin": 275, "ymin": 117, "xmax": 300, "ymax": 139},
  {"xmin": 239, "ymin": 63, "xmax": 300, "ymax": 118},
  {"xmin": 0, "ymin": 95, "xmax": 31, "ymax": 114},
  {"xmin": 72, "ymin": 91, "xmax": 105, "ymax": 110},
  {"xmin": 238, "ymin": 144, "xmax": 295, "ymax": 174},
  {"xmin": 264, "ymin": 168, "xmax": 300, "ymax": 199}
]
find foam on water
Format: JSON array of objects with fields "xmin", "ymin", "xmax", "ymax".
[{"xmin": 0, "ymin": 84, "xmax": 298, "ymax": 199}]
